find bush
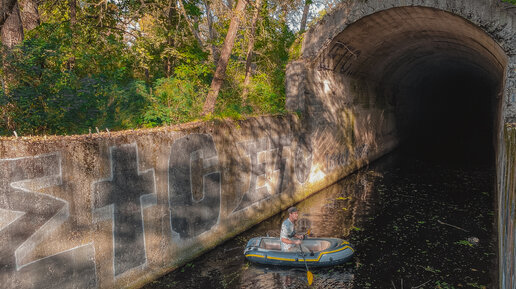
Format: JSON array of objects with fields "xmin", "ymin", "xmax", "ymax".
[{"xmin": 143, "ymin": 63, "xmax": 211, "ymax": 126}]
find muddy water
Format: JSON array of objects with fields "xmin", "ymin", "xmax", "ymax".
[{"xmin": 144, "ymin": 150, "xmax": 497, "ymax": 289}]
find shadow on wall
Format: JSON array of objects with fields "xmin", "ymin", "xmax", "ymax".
[
  {"xmin": 0, "ymin": 116, "xmax": 321, "ymax": 289},
  {"xmin": 300, "ymin": 68, "xmax": 396, "ymax": 177}
]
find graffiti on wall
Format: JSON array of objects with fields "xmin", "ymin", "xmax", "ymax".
[
  {"xmin": 169, "ymin": 134, "xmax": 221, "ymax": 239},
  {"xmin": 326, "ymin": 151, "xmax": 350, "ymax": 172},
  {"xmin": 233, "ymin": 136, "xmax": 312, "ymax": 213},
  {"xmin": 324, "ymin": 144, "xmax": 369, "ymax": 173},
  {"xmin": 0, "ymin": 132, "xmax": 313, "ymax": 287},
  {"xmin": 92, "ymin": 144, "xmax": 157, "ymax": 278},
  {"xmin": 0, "ymin": 154, "xmax": 96, "ymax": 289},
  {"xmin": 232, "ymin": 136, "xmax": 291, "ymax": 212}
]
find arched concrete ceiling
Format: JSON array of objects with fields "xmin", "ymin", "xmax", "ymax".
[{"xmin": 316, "ymin": 6, "xmax": 507, "ymax": 85}]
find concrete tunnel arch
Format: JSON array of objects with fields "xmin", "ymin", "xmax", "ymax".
[
  {"xmin": 286, "ymin": 1, "xmax": 515, "ymax": 287},
  {"xmin": 292, "ymin": 3, "xmax": 514, "ymax": 158},
  {"xmin": 314, "ymin": 5, "xmax": 507, "ymax": 161}
]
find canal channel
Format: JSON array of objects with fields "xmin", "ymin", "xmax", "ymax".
[{"xmin": 144, "ymin": 145, "xmax": 497, "ymax": 289}]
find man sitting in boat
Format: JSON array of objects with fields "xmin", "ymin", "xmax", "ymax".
[{"xmin": 280, "ymin": 207, "xmax": 308, "ymax": 252}]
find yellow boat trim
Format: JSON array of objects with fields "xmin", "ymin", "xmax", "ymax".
[
  {"xmin": 266, "ymin": 256, "xmax": 296, "ymax": 261},
  {"xmin": 245, "ymin": 254, "xmax": 265, "ymax": 258},
  {"xmin": 304, "ymin": 246, "xmax": 354, "ymax": 262},
  {"xmin": 246, "ymin": 245, "xmax": 354, "ymax": 263}
]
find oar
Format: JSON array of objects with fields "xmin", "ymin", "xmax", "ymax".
[{"xmin": 299, "ymin": 243, "xmax": 313, "ymax": 285}]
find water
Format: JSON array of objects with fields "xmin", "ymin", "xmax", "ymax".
[{"xmin": 144, "ymin": 149, "xmax": 497, "ymax": 289}]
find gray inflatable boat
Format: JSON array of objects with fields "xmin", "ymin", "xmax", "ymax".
[{"xmin": 244, "ymin": 237, "xmax": 354, "ymax": 267}]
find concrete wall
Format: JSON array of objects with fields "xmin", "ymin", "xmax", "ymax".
[
  {"xmin": 498, "ymin": 125, "xmax": 516, "ymax": 289},
  {"xmin": 0, "ymin": 114, "xmax": 396, "ymax": 289}
]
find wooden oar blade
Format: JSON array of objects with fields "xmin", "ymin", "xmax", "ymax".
[{"xmin": 307, "ymin": 271, "xmax": 313, "ymax": 285}]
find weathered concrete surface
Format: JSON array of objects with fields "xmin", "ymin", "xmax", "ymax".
[
  {"xmin": 0, "ymin": 114, "xmax": 396, "ymax": 289},
  {"xmin": 498, "ymin": 125, "xmax": 516, "ymax": 289},
  {"xmin": 287, "ymin": 1, "xmax": 515, "ymax": 287}
]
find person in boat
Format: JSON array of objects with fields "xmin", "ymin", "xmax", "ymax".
[{"xmin": 280, "ymin": 207, "xmax": 308, "ymax": 252}]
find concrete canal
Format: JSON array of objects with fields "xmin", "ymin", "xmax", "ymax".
[
  {"xmin": 144, "ymin": 143, "xmax": 497, "ymax": 289},
  {"xmin": 0, "ymin": 2, "xmax": 513, "ymax": 288}
]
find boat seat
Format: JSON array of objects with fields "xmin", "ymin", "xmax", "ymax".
[
  {"xmin": 260, "ymin": 239, "xmax": 281, "ymax": 250},
  {"xmin": 304, "ymin": 240, "xmax": 332, "ymax": 252}
]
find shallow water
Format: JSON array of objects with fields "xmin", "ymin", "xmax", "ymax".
[{"xmin": 144, "ymin": 149, "xmax": 497, "ymax": 289}]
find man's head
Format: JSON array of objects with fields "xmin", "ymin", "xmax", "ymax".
[{"xmin": 288, "ymin": 206, "xmax": 298, "ymax": 222}]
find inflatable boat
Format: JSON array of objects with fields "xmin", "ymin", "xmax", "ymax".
[{"xmin": 243, "ymin": 237, "xmax": 354, "ymax": 267}]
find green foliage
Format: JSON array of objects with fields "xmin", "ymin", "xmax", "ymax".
[
  {"xmin": 455, "ymin": 240, "xmax": 474, "ymax": 247},
  {"xmin": 502, "ymin": 0, "xmax": 516, "ymax": 4},
  {"xmin": 0, "ymin": 0, "xmax": 295, "ymax": 136},
  {"xmin": 0, "ymin": 17, "xmax": 138, "ymax": 135},
  {"xmin": 143, "ymin": 62, "xmax": 211, "ymax": 126},
  {"xmin": 289, "ymin": 34, "xmax": 304, "ymax": 61},
  {"xmin": 246, "ymin": 72, "xmax": 285, "ymax": 114}
]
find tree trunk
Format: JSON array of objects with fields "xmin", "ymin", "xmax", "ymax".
[
  {"xmin": 202, "ymin": 0, "xmax": 246, "ymax": 115},
  {"xmin": 19, "ymin": 0, "xmax": 39, "ymax": 32},
  {"xmin": 1, "ymin": 1, "xmax": 23, "ymax": 48},
  {"xmin": 165, "ymin": 0, "xmax": 177, "ymax": 77},
  {"xmin": 1, "ymin": 0, "xmax": 23, "ymax": 96},
  {"xmin": 68, "ymin": 0, "xmax": 76, "ymax": 71},
  {"xmin": 299, "ymin": 0, "xmax": 311, "ymax": 32},
  {"xmin": 203, "ymin": 0, "xmax": 218, "ymax": 65},
  {"xmin": 241, "ymin": 0, "xmax": 263, "ymax": 104},
  {"xmin": 0, "ymin": 0, "xmax": 17, "ymax": 29},
  {"xmin": 178, "ymin": 0, "xmax": 204, "ymax": 49},
  {"xmin": 69, "ymin": 0, "xmax": 76, "ymax": 26}
]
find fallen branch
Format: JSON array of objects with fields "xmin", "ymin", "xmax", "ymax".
[
  {"xmin": 437, "ymin": 220, "xmax": 469, "ymax": 232},
  {"xmin": 223, "ymin": 247, "xmax": 240, "ymax": 253},
  {"xmin": 411, "ymin": 280, "xmax": 431, "ymax": 289}
]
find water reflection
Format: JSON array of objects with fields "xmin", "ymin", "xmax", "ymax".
[
  {"xmin": 239, "ymin": 265, "xmax": 354, "ymax": 289},
  {"xmin": 144, "ymin": 151, "xmax": 496, "ymax": 289}
]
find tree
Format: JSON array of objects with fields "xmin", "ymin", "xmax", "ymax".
[
  {"xmin": 69, "ymin": 0, "xmax": 76, "ymax": 26},
  {"xmin": 20, "ymin": 0, "xmax": 39, "ymax": 32},
  {"xmin": 0, "ymin": 0, "xmax": 299, "ymax": 135},
  {"xmin": 0, "ymin": 0, "xmax": 17, "ymax": 29},
  {"xmin": 1, "ymin": 0, "xmax": 23, "ymax": 96},
  {"xmin": 241, "ymin": 0, "xmax": 263, "ymax": 103},
  {"xmin": 203, "ymin": 0, "xmax": 218, "ymax": 65},
  {"xmin": 202, "ymin": 0, "xmax": 246, "ymax": 115},
  {"xmin": 299, "ymin": 0, "xmax": 311, "ymax": 32},
  {"xmin": 1, "ymin": 1, "xmax": 23, "ymax": 48},
  {"xmin": 178, "ymin": 0, "xmax": 205, "ymax": 49}
]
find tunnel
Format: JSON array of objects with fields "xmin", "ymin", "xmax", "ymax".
[
  {"xmin": 315, "ymin": 6, "xmax": 506, "ymax": 164},
  {"xmin": 290, "ymin": 4, "xmax": 515, "ymax": 287},
  {"xmin": 305, "ymin": 6, "xmax": 508, "ymax": 166}
]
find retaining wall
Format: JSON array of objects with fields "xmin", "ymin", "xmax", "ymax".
[{"xmin": 0, "ymin": 112, "xmax": 397, "ymax": 289}]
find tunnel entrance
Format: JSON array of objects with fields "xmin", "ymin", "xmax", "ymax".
[
  {"xmin": 313, "ymin": 6, "xmax": 507, "ymax": 167},
  {"xmin": 399, "ymin": 59, "xmax": 499, "ymax": 166}
]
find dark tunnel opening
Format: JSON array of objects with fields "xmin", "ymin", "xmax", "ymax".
[{"xmin": 395, "ymin": 59, "xmax": 500, "ymax": 166}]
